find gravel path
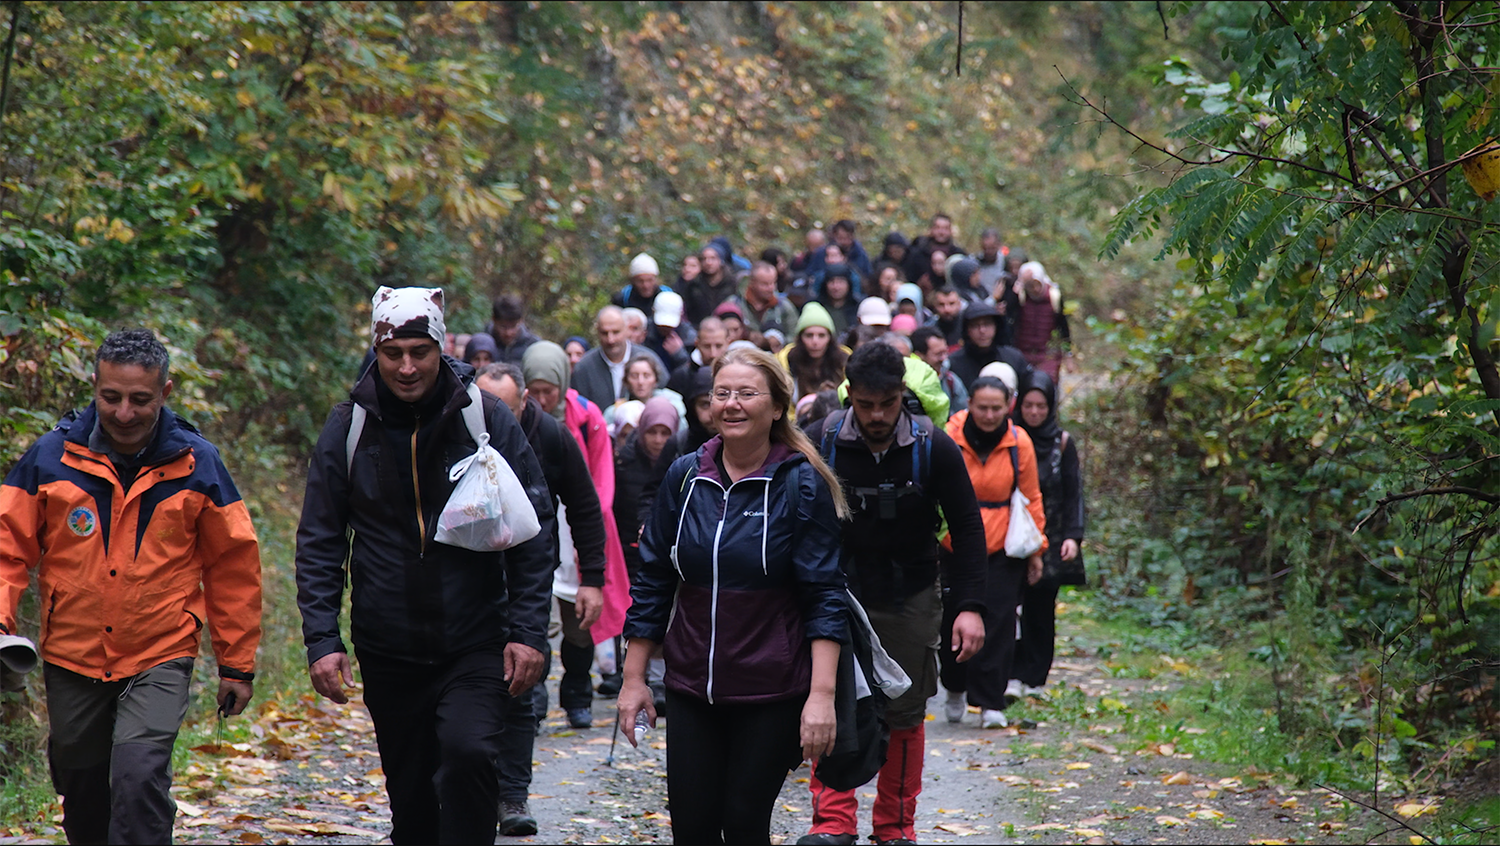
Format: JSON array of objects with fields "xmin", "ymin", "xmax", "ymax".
[{"xmin": 148, "ymin": 612, "xmax": 1385, "ymax": 846}]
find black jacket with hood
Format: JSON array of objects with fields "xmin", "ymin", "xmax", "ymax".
[
  {"xmin": 295, "ymin": 356, "xmax": 557, "ymax": 666},
  {"xmin": 947, "ymin": 301, "xmax": 1031, "ymax": 390}
]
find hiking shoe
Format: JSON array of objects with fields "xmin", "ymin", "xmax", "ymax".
[
  {"xmin": 1005, "ymin": 678, "xmax": 1025, "ymax": 701},
  {"xmin": 1022, "ymin": 683, "xmax": 1046, "ymax": 698},
  {"xmin": 596, "ymin": 672, "xmax": 623, "ymax": 697},
  {"xmin": 944, "ymin": 690, "xmax": 965, "ymax": 723},
  {"xmin": 567, "ymin": 707, "xmax": 593, "ymax": 728},
  {"xmin": 981, "ymin": 709, "xmax": 1008, "ymax": 729},
  {"xmin": 795, "ymin": 834, "xmax": 857, "ymax": 845},
  {"xmin": 874, "ymin": 839, "xmax": 917, "ymax": 845},
  {"xmin": 498, "ymin": 800, "xmax": 537, "ymax": 837}
]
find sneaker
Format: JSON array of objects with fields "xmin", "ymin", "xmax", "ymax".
[
  {"xmin": 981, "ymin": 709, "xmax": 1009, "ymax": 729},
  {"xmin": 795, "ymin": 834, "xmax": 857, "ymax": 845},
  {"xmin": 944, "ymin": 690, "xmax": 965, "ymax": 723},
  {"xmin": 566, "ymin": 707, "xmax": 593, "ymax": 728},
  {"xmin": 498, "ymin": 800, "xmax": 537, "ymax": 837},
  {"xmin": 1022, "ymin": 683, "xmax": 1046, "ymax": 698},
  {"xmin": 874, "ymin": 839, "xmax": 918, "ymax": 846},
  {"xmin": 1005, "ymin": 678, "xmax": 1024, "ymax": 701}
]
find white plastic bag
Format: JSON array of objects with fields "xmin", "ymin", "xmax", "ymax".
[
  {"xmin": 434, "ymin": 432, "xmax": 541, "ymax": 552},
  {"xmin": 1004, "ymin": 486, "xmax": 1044, "ymax": 559}
]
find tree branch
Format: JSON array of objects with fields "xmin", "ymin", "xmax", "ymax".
[{"xmin": 1355, "ymin": 487, "xmax": 1500, "ymax": 533}]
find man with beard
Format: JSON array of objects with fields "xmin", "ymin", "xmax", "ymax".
[{"xmin": 902, "ymin": 212, "xmax": 966, "ymax": 285}]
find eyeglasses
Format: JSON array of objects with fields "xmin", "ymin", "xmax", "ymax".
[{"xmin": 711, "ymin": 389, "xmax": 764, "ymax": 402}]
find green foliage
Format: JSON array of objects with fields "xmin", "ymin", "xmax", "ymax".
[{"xmin": 1087, "ymin": 0, "xmax": 1500, "ymax": 794}]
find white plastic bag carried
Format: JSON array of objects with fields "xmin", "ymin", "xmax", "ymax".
[
  {"xmin": 1004, "ymin": 485, "xmax": 1044, "ymax": 558},
  {"xmin": 435, "ymin": 430, "xmax": 542, "ymax": 551}
]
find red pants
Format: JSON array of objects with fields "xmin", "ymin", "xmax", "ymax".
[{"xmin": 808, "ymin": 723, "xmax": 925, "ymax": 842}]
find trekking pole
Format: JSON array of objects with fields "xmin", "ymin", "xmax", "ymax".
[{"xmin": 606, "ymin": 707, "xmax": 620, "ymax": 766}]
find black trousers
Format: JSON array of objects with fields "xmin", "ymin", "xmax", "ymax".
[
  {"xmin": 940, "ymin": 553, "xmax": 1026, "ymax": 710},
  {"xmin": 1013, "ymin": 577, "xmax": 1061, "ymax": 687},
  {"xmin": 359, "ymin": 647, "xmax": 512, "ymax": 845},
  {"xmin": 44, "ymin": 657, "xmax": 194, "ymax": 846},
  {"xmin": 665, "ymin": 690, "xmax": 803, "ymax": 845}
]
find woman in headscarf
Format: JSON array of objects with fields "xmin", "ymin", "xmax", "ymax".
[
  {"xmin": 1010, "ymin": 371, "xmax": 1085, "ymax": 699},
  {"xmin": 776, "ymin": 302, "xmax": 851, "ymax": 401},
  {"xmin": 521, "ymin": 341, "xmax": 633, "ymax": 729},
  {"xmin": 1012, "ymin": 261, "xmax": 1072, "ymax": 381}
]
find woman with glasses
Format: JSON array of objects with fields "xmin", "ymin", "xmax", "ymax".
[{"xmin": 618, "ymin": 346, "xmax": 850, "ymax": 844}]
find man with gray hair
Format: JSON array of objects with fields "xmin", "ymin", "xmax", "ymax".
[
  {"xmin": 1, "ymin": 329, "xmax": 263, "ymax": 844},
  {"xmin": 572, "ymin": 305, "xmax": 668, "ymax": 410}
]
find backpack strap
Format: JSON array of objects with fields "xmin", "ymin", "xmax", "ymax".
[
  {"xmin": 460, "ymin": 382, "xmax": 486, "ymax": 447},
  {"xmin": 819, "ymin": 409, "xmax": 845, "ymax": 464},
  {"xmin": 345, "ymin": 403, "xmax": 366, "ymax": 478},
  {"xmin": 348, "ymin": 382, "xmax": 487, "ymax": 478},
  {"xmin": 909, "ymin": 416, "xmax": 933, "ymax": 489},
  {"xmin": 1008, "ymin": 423, "xmax": 1021, "ymax": 500}
]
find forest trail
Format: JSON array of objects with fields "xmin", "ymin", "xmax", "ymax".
[{"xmin": 80, "ymin": 600, "xmax": 1381, "ymax": 846}]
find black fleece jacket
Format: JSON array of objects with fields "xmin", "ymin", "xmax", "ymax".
[{"xmin": 295, "ymin": 356, "xmax": 557, "ymax": 666}]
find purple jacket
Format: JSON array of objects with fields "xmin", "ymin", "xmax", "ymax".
[{"xmin": 624, "ymin": 438, "xmax": 847, "ymax": 704}]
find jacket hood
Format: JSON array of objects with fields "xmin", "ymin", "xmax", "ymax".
[
  {"xmin": 895, "ymin": 282, "xmax": 924, "ymax": 306},
  {"xmin": 815, "ymin": 264, "xmax": 864, "ymax": 302},
  {"xmin": 706, "ymin": 236, "xmax": 733, "ymax": 263},
  {"xmin": 947, "ymin": 257, "xmax": 981, "ymax": 291},
  {"xmin": 794, "ymin": 302, "xmax": 838, "ymax": 338},
  {"xmin": 463, "ymin": 332, "xmax": 500, "ymax": 363}
]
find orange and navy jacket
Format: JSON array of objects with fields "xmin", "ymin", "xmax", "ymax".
[{"xmin": 0, "ymin": 404, "xmax": 261, "ymax": 681}]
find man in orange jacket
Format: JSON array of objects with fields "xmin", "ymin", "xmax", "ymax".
[{"xmin": 0, "ymin": 330, "xmax": 262, "ymax": 845}]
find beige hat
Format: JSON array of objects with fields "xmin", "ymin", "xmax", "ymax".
[
  {"xmin": 978, "ymin": 361, "xmax": 1018, "ymax": 393},
  {"xmin": 629, "ymin": 253, "xmax": 660, "ymax": 278}
]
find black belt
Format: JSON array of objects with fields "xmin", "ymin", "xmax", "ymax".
[{"xmin": 976, "ymin": 500, "xmax": 1010, "ymax": 509}]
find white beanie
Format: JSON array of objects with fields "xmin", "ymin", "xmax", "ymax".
[
  {"xmin": 978, "ymin": 361, "xmax": 1018, "ymax": 394},
  {"xmin": 628, "ymin": 253, "xmax": 660, "ymax": 278},
  {"xmin": 371, "ymin": 286, "xmax": 445, "ymax": 346}
]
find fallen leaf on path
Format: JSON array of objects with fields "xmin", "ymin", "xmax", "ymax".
[
  {"xmin": 1065, "ymin": 762, "xmax": 1091, "ymax": 770},
  {"xmin": 586, "ymin": 737, "xmax": 614, "ymax": 745},
  {"xmin": 1025, "ymin": 823, "xmax": 1069, "ymax": 831},
  {"xmin": 264, "ymin": 820, "xmax": 382, "ymax": 837},
  {"xmin": 1189, "ymin": 809, "xmax": 1224, "ymax": 820},
  {"xmin": 239, "ymin": 833, "xmax": 264, "ymax": 844},
  {"xmin": 1396, "ymin": 801, "xmax": 1439, "ymax": 818},
  {"xmin": 190, "ymin": 743, "xmax": 256, "ymax": 758},
  {"xmin": 642, "ymin": 812, "xmax": 669, "ymax": 821},
  {"xmin": 1072, "ymin": 829, "xmax": 1106, "ymax": 837},
  {"xmin": 229, "ymin": 788, "xmax": 269, "ymax": 798},
  {"xmin": 935, "ymin": 823, "xmax": 978, "ymax": 835},
  {"xmin": 1162, "ymin": 771, "xmax": 1193, "ymax": 785},
  {"xmin": 1076, "ymin": 814, "xmax": 1109, "ymax": 826},
  {"xmin": 175, "ymin": 800, "xmax": 205, "ymax": 817},
  {"xmin": 1248, "ymin": 840, "xmax": 1289, "ymax": 845},
  {"xmin": 1277, "ymin": 797, "xmax": 1299, "ymax": 809},
  {"xmin": 1080, "ymin": 740, "xmax": 1117, "ymax": 754},
  {"xmin": 1154, "ymin": 815, "xmax": 1189, "ymax": 827},
  {"xmin": 782, "ymin": 805, "xmax": 803, "ymax": 813},
  {"xmin": 184, "ymin": 816, "xmax": 227, "ymax": 827}
]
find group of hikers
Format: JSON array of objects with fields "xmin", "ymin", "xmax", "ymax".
[{"xmin": 0, "ymin": 213, "xmax": 1084, "ymax": 846}]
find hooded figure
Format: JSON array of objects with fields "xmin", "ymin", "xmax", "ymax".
[
  {"xmin": 638, "ymin": 366, "xmax": 715, "ymax": 523},
  {"xmin": 463, "ymin": 332, "xmax": 500, "ymax": 366},
  {"xmin": 947, "ymin": 256, "xmax": 988, "ymax": 304},
  {"xmin": 815, "ymin": 263, "xmax": 863, "ymax": 337},
  {"xmin": 1011, "ymin": 369, "xmax": 1086, "ymax": 691},
  {"xmin": 880, "ymin": 230, "xmax": 910, "ymax": 266},
  {"xmin": 947, "ymin": 301, "xmax": 1030, "ymax": 390}
]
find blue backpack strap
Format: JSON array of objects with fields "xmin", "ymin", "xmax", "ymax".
[
  {"xmin": 908, "ymin": 416, "xmax": 933, "ymax": 488},
  {"xmin": 820, "ymin": 410, "xmax": 844, "ymax": 464}
]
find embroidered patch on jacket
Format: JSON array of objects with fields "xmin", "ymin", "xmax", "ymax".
[{"xmin": 67, "ymin": 506, "xmax": 97, "ymax": 537}]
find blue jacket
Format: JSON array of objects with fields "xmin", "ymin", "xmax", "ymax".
[{"xmin": 624, "ymin": 438, "xmax": 848, "ymax": 704}]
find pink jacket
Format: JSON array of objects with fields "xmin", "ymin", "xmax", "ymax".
[{"xmin": 563, "ymin": 390, "xmax": 631, "ymax": 643}]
